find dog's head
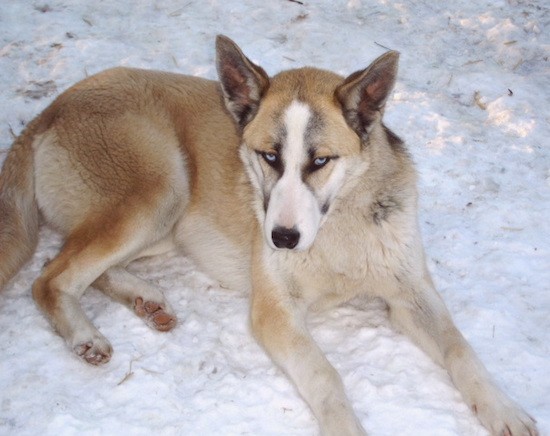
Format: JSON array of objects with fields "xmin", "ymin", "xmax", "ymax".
[{"xmin": 216, "ymin": 35, "xmax": 399, "ymax": 251}]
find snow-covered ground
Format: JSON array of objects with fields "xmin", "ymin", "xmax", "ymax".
[{"xmin": 0, "ymin": 1, "xmax": 548, "ymax": 435}]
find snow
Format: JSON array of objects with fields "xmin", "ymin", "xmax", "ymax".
[{"xmin": 0, "ymin": 1, "xmax": 548, "ymax": 435}]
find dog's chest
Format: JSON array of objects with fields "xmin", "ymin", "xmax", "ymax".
[{"xmin": 280, "ymin": 207, "xmax": 418, "ymax": 306}]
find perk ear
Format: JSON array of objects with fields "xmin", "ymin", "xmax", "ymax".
[
  {"xmin": 216, "ymin": 35, "xmax": 270, "ymax": 129},
  {"xmin": 335, "ymin": 51, "xmax": 399, "ymax": 139}
]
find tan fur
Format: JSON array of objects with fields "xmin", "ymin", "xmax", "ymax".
[{"xmin": 0, "ymin": 36, "xmax": 537, "ymax": 435}]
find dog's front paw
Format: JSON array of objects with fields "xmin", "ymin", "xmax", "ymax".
[{"xmin": 473, "ymin": 397, "xmax": 538, "ymax": 436}]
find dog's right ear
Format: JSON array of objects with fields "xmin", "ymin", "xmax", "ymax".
[{"xmin": 216, "ymin": 35, "xmax": 270, "ymax": 129}]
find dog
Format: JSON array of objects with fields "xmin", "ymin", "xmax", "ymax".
[{"xmin": 0, "ymin": 35, "xmax": 538, "ymax": 436}]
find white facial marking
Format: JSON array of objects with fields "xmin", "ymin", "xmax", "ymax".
[
  {"xmin": 264, "ymin": 100, "xmax": 322, "ymax": 251},
  {"xmin": 283, "ymin": 100, "xmax": 311, "ymax": 173}
]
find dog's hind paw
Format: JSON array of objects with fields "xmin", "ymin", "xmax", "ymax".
[
  {"xmin": 134, "ymin": 297, "xmax": 176, "ymax": 332},
  {"xmin": 74, "ymin": 337, "xmax": 113, "ymax": 365}
]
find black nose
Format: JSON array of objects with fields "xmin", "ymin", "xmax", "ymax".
[{"xmin": 271, "ymin": 227, "xmax": 300, "ymax": 249}]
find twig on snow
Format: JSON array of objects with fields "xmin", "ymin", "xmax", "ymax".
[
  {"xmin": 374, "ymin": 41, "xmax": 392, "ymax": 51},
  {"xmin": 117, "ymin": 359, "xmax": 136, "ymax": 386}
]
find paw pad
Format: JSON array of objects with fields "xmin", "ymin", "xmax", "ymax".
[{"xmin": 135, "ymin": 297, "xmax": 176, "ymax": 331}]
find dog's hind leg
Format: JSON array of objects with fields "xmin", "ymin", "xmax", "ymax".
[
  {"xmin": 382, "ymin": 270, "xmax": 538, "ymax": 436},
  {"xmin": 92, "ymin": 266, "xmax": 176, "ymax": 332},
  {"xmin": 32, "ymin": 207, "xmax": 172, "ymax": 365}
]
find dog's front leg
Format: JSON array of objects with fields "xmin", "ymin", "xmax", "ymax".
[
  {"xmin": 383, "ymin": 270, "xmax": 538, "ymax": 436},
  {"xmin": 250, "ymin": 267, "xmax": 366, "ymax": 435}
]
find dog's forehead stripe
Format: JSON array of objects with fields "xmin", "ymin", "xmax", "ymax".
[{"xmin": 282, "ymin": 100, "xmax": 311, "ymax": 172}]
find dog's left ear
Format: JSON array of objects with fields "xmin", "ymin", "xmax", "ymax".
[
  {"xmin": 216, "ymin": 35, "xmax": 270, "ymax": 129},
  {"xmin": 335, "ymin": 51, "xmax": 399, "ymax": 139}
]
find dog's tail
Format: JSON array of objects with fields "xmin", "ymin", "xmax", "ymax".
[{"xmin": 0, "ymin": 117, "xmax": 44, "ymax": 291}]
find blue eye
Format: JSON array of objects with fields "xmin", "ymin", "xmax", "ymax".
[
  {"xmin": 313, "ymin": 157, "xmax": 328, "ymax": 167},
  {"xmin": 263, "ymin": 152, "xmax": 277, "ymax": 163},
  {"xmin": 307, "ymin": 155, "xmax": 337, "ymax": 173},
  {"xmin": 257, "ymin": 151, "xmax": 282, "ymax": 171}
]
